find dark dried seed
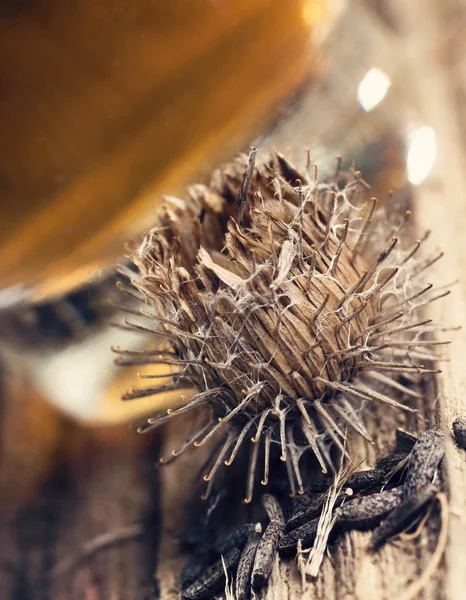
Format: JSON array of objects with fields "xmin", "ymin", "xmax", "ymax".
[
  {"xmin": 262, "ymin": 493, "xmax": 285, "ymax": 524},
  {"xmin": 337, "ymin": 487, "xmax": 404, "ymax": 529},
  {"xmin": 396, "ymin": 428, "xmax": 419, "ymax": 453},
  {"xmin": 403, "ymin": 430, "xmax": 445, "ymax": 497},
  {"xmin": 279, "ymin": 517, "xmax": 320, "ymax": 554},
  {"xmin": 345, "ymin": 469, "xmax": 386, "ymax": 491},
  {"xmin": 286, "ymin": 491, "xmax": 349, "ymax": 532},
  {"xmin": 182, "ymin": 547, "xmax": 241, "ymax": 600},
  {"xmin": 309, "ymin": 469, "xmax": 385, "ymax": 494},
  {"xmin": 291, "ymin": 489, "xmax": 314, "ymax": 516},
  {"xmin": 235, "ymin": 525, "xmax": 262, "ymax": 600},
  {"xmin": 307, "ymin": 478, "xmax": 333, "ymax": 494},
  {"xmin": 371, "ymin": 483, "xmax": 437, "ymax": 551},
  {"xmin": 375, "ymin": 451, "xmax": 409, "ymax": 475},
  {"xmin": 214, "ymin": 523, "xmax": 256, "ymax": 554},
  {"xmin": 452, "ymin": 417, "xmax": 466, "ymax": 450},
  {"xmin": 251, "ymin": 520, "xmax": 284, "ymax": 588},
  {"xmin": 307, "ymin": 453, "xmax": 409, "ymax": 498},
  {"xmin": 180, "ymin": 552, "xmax": 212, "ymax": 590}
]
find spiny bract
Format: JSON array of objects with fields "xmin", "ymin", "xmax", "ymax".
[{"xmin": 114, "ymin": 151, "xmax": 449, "ymax": 503}]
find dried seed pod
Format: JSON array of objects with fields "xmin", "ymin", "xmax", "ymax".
[
  {"xmin": 250, "ymin": 494, "xmax": 285, "ymax": 588},
  {"xmin": 214, "ymin": 523, "xmax": 257, "ymax": 555},
  {"xmin": 375, "ymin": 451, "xmax": 409, "ymax": 474},
  {"xmin": 337, "ymin": 487, "xmax": 404, "ymax": 529},
  {"xmin": 280, "ymin": 517, "xmax": 320, "ymax": 554},
  {"xmin": 180, "ymin": 550, "xmax": 213, "ymax": 591},
  {"xmin": 182, "ymin": 547, "xmax": 241, "ymax": 600},
  {"xmin": 403, "ymin": 430, "xmax": 445, "ymax": 496},
  {"xmin": 251, "ymin": 520, "xmax": 284, "ymax": 588},
  {"xmin": 371, "ymin": 483, "xmax": 437, "ymax": 551},
  {"xmin": 452, "ymin": 417, "xmax": 466, "ymax": 450},
  {"xmin": 396, "ymin": 428, "xmax": 419, "ymax": 453},
  {"xmin": 235, "ymin": 524, "xmax": 262, "ymax": 600},
  {"xmin": 285, "ymin": 490, "xmax": 350, "ymax": 532},
  {"xmin": 115, "ymin": 150, "xmax": 449, "ymax": 502},
  {"xmin": 262, "ymin": 493, "xmax": 285, "ymax": 524},
  {"xmin": 309, "ymin": 468, "xmax": 389, "ymax": 494}
]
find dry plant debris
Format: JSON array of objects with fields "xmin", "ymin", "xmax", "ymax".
[
  {"xmin": 111, "ymin": 149, "xmax": 453, "ymax": 597},
  {"xmin": 113, "ymin": 149, "xmax": 450, "ymax": 503},
  {"xmin": 176, "ymin": 428, "xmax": 446, "ymax": 599}
]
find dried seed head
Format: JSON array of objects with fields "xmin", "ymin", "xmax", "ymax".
[{"xmin": 115, "ymin": 151, "xmax": 450, "ymax": 502}]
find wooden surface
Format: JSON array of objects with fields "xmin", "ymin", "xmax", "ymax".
[
  {"xmin": 390, "ymin": 2, "xmax": 466, "ymax": 598},
  {"xmin": 156, "ymin": 2, "xmax": 466, "ymax": 597},
  {"xmin": 2, "ymin": 2, "xmax": 466, "ymax": 599},
  {"xmin": 0, "ymin": 335, "xmax": 455, "ymax": 600},
  {"xmin": 0, "ymin": 375, "xmax": 162, "ymax": 600},
  {"xmin": 156, "ymin": 378, "xmax": 446, "ymax": 600}
]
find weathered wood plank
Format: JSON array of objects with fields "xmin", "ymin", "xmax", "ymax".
[
  {"xmin": 0, "ymin": 377, "xmax": 161, "ymax": 600},
  {"xmin": 156, "ymin": 381, "xmax": 445, "ymax": 600},
  {"xmin": 2, "ymin": 4, "xmax": 466, "ymax": 599},
  {"xmin": 154, "ymin": 2, "xmax": 466, "ymax": 595}
]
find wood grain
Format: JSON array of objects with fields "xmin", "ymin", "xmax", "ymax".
[
  {"xmin": 0, "ymin": 380, "xmax": 161, "ymax": 600},
  {"xmin": 389, "ymin": 3, "xmax": 466, "ymax": 598},
  {"xmin": 154, "ymin": 3, "xmax": 466, "ymax": 596},
  {"xmin": 156, "ymin": 380, "xmax": 445, "ymax": 600},
  {"xmin": 2, "ymin": 3, "xmax": 466, "ymax": 599}
]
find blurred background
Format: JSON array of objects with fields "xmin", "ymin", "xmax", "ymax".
[{"xmin": 1, "ymin": 1, "xmax": 465, "ymax": 598}]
